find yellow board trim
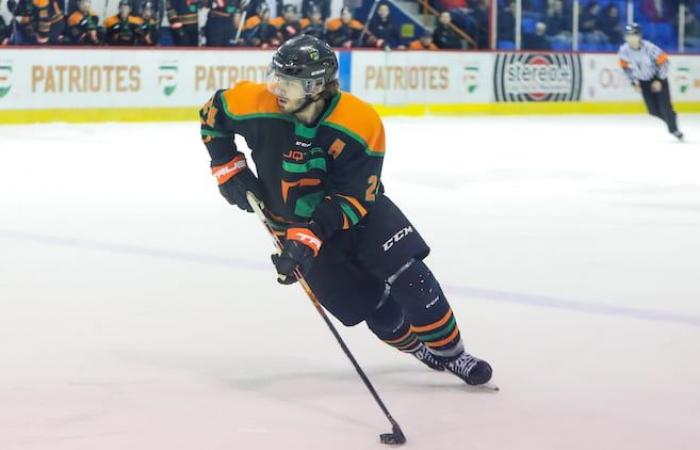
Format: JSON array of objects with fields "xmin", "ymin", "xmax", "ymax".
[
  {"xmin": 373, "ymin": 101, "xmax": 700, "ymax": 116},
  {"xmin": 1, "ymin": 102, "xmax": 700, "ymax": 124},
  {"xmin": 0, "ymin": 107, "xmax": 198, "ymax": 124}
]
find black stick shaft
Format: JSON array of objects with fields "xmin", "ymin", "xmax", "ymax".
[{"xmin": 246, "ymin": 192, "xmax": 405, "ymax": 434}]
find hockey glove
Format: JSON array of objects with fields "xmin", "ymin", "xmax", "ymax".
[
  {"xmin": 213, "ymin": 155, "xmax": 263, "ymax": 213},
  {"xmin": 271, "ymin": 226, "xmax": 322, "ymax": 284}
]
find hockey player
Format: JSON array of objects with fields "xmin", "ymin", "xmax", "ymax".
[
  {"xmin": 9, "ymin": 0, "xmax": 36, "ymax": 44},
  {"xmin": 205, "ymin": 0, "xmax": 241, "ymax": 46},
  {"xmin": 242, "ymin": 3, "xmax": 279, "ymax": 48},
  {"xmin": 30, "ymin": 0, "xmax": 65, "ymax": 44},
  {"xmin": 198, "ymin": 35, "xmax": 493, "ymax": 386},
  {"xmin": 105, "ymin": 0, "xmax": 144, "ymax": 45},
  {"xmin": 0, "ymin": 12, "xmax": 9, "ymax": 45},
  {"xmin": 409, "ymin": 31, "xmax": 438, "ymax": 50},
  {"xmin": 619, "ymin": 23, "xmax": 683, "ymax": 140},
  {"xmin": 65, "ymin": 0, "xmax": 102, "ymax": 45},
  {"xmin": 137, "ymin": 1, "xmax": 159, "ymax": 45},
  {"xmin": 300, "ymin": 5, "xmax": 324, "ymax": 40},
  {"xmin": 166, "ymin": 0, "xmax": 199, "ymax": 46},
  {"xmin": 325, "ymin": 6, "xmax": 363, "ymax": 48},
  {"xmin": 269, "ymin": 4, "xmax": 303, "ymax": 43}
]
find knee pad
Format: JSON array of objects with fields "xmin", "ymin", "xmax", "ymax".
[
  {"xmin": 366, "ymin": 297, "xmax": 406, "ymax": 335},
  {"xmin": 388, "ymin": 259, "xmax": 445, "ymax": 312}
]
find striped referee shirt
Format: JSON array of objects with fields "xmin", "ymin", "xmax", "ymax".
[{"xmin": 618, "ymin": 40, "xmax": 669, "ymax": 83}]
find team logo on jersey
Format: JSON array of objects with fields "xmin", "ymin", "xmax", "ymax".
[
  {"xmin": 308, "ymin": 48, "xmax": 320, "ymax": 61},
  {"xmin": 494, "ymin": 53, "xmax": 582, "ymax": 102},
  {"xmin": 284, "ymin": 149, "xmax": 306, "ymax": 161},
  {"xmin": 463, "ymin": 66, "xmax": 479, "ymax": 94},
  {"xmin": 0, "ymin": 64, "xmax": 13, "ymax": 100},
  {"xmin": 158, "ymin": 63, "xmax": 178, "ymax": 96}
]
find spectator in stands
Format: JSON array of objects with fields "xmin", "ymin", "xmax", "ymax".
[
  {"xmin": 683, "ymin": 9, "xmax": 700, "ymax": 48},
  {"xmin": 325, "ymin": 6, "xmax": 363, "ymax": 48},
  {"xmin": 66, "ymin": 0, "xmax": 102, "ymax": 45},
  {"xmin": 105, "ymin": 0, "xmax": 143, "ymax": 45},
  {"xmin": 9, "ymin": 0, "xmax": 35, "ymax": 44},
  {"xmin": 301, "ymin": 5, "xmax": 325, "ymax": 40},
  {"xmin": 545, "ymin": 0, "xmax": 572, "ymax": 46},
  {"xmin": 579, "ymin": 1, "xmax": 608, "ymax": 45},
  {"xmin": 498, "ymin": 0, "xmax": 515, "ymax": 42},
  {"xmin": 243, "ymin": 3, "xmax": 280, "ymax": 47},
  {"xmin": 468, "ymin": 0, "xmax": 489, "ymax": 48},
  {"xmin": 205, "ymin": 0, "xmax": 240, "ymax": 46},
  {"xmin": 137, "ymin": 1, "xmax": 159, "ymax": 45},
  {"xmin": 523, "ymin": 21, "xmax": 551, "ymax": 50},
  {"xmin": 409, "ymin": 30, "xmax": 438, "ymax": 50},
  {"xmin": 30, "ymin": 0, "xmax": 66, "ymax": 44},
  {"xmin": 270, "ymin": 4, "xmax": 303, "ymax": 43},
  {"xmin": 433, "ymin": 11, "xmax": 462, "ymax": 49},
  {"xmin": 166, "ymin": 0, "xmax": 200, "ymax": 46},
  {"xmin": 343, "ymin": 0, "xmax": 362, "ymax": 17},
  {"xmin": 367, "ymin": 3, "xmax": 401, "ymax": 49},
  {"xmin": 0, "ymin": 0, "xmax": 12, "ymax": 45},
  {"xmin": 641, "ymin": 0, "xmax": 674, "ymax": 23},
  {"xmin": 0, "ymin": 13, "xmax": 8, "ymax": 46},
  {"xmin": 302, "ymin": 0, "xmax": 330, "ymax": 21},
  {"xmin": 597, "ymin": 3, "xmax": 622, "ymax": 44}
]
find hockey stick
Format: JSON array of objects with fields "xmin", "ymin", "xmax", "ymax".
[
  {"xmin": 358, "ymin": 0, "xmax": 380, "ymax": 45},
  {"xmin": 246, "ymin": 191, "xmax": 407, "ymax": 446},
  {"xmin": 233, "ymin": 10, "xmax": 246, "ymax": 44}
]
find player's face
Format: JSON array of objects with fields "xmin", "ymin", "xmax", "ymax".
[
  {"xmin": 267, "ymin": 70, "xmax": 306, "ymax": 112},
  {"xmin": 267, "ymin": 70, "xmax": 323, "ymax": 113},
  {"xmin": 625, "ymin": 34, "xmax": 641, "ymax": 48},
  {"xmin": 79, "ymin": 0, "xmax": 91, "ymax": 13}
]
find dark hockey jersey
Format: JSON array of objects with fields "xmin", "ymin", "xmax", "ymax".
[{"xmin": 199, "ymin": 82, "xmax": 385, "ymax": 238}]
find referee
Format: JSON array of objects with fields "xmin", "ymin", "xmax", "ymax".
[{"xmin": 618, "ymin": 23, "xmax": 684, "ymax": 141}]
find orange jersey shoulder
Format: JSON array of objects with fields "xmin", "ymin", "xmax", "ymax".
[
  {"xmin": 326, "ymin": 18, "xmax": 342, "ymax": 31},
  {"xmin": 324, "ymin": 92, "xmax": 385, "ymax": 155},
  {"xmin": 269, "ymin": 16, "xmax": 284, "ymax": 29},
  {"xmin": 244, "ymin": 15, "xmax": 261, "ymax": 29},
  {"xmin": 104, "ymin": 15, "xmax": 119, "ymax": 28},
  {"xmin": 67, "ymin": 11, "xmax": 85, "ymax": 26},
  {"xmin": 220, "ymin": 81, "xmax": 280, "ymax": 118}
]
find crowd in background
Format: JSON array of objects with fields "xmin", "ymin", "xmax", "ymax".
[
  {"xmin": 2, "ymin": 0, "xmax": 700, "ymax": 51},
  {"xmin": 0, "ymin": 0, "xmax": 471, "ymax": 49},
  {"xmin": 493, "ymin": 0, "xmax": 700, "ymax": 50}
]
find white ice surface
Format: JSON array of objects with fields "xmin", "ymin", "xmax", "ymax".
[{"xmin": 1, "ymin": 115, "xmax": 699, "ymax": 450}]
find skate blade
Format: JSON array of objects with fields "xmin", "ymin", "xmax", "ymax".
[
  {"xmin": 462, "ymin": 381, "xmax": 500, "ymax": 393},
  {"xmin": 480, "ymin": 382, "xmax": 500, "ymax": 392}
]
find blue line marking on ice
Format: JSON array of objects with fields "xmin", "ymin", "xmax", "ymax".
[{"xmin": 2, "ymin": 230, "xmax": 699, "ymax": 328}]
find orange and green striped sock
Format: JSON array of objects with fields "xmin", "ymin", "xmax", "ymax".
[{"xmin": 412, "ymin": 308, "xmax": 464, "ymax": 358}]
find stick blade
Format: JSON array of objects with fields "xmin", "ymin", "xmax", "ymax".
[{"xmin": 379, "ymin": 424, "xmax": 406, "ymax": 446}]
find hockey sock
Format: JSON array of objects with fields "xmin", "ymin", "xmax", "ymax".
[
  {"xmin": 366, "ymin": 297, "xmax": 422, "ymax": 353},
  {"xmin": 389, "ymin": 260, "xmax": 465, "ymax": 359}
]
